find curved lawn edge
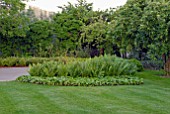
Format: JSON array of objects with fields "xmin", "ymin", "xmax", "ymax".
[{"xmin": 16, "ymin": 75, "xmax": 144, "ymax": 86}]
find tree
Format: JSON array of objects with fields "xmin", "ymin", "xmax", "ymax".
[
  {"xmin": 52, "ymin": 0, "xmax": 94, "ymax": 56},
  {"xmin": 139, "ymin": 1, "xmax": 170, "ymax": 59},
  {"xmin": 0, "ymin": 0, "xmax": 29, "ymax": 56},
  {"xmin": 26, "ymin": 20, "xmax": 54, "ymax": 56},
  {"xmin": 0, "ymin": 0, "xmax": 28, "ymax": 37},
  {"xmin": 80, "ymin": 18, "xmax": 112, "ymax": 55},
  {"xmin": 108, "ymin": 0, "xmax": 170, "ymax": 59},
  {"xmin": 107, "ymin": 0, "xmax": 148, "ymax": 58}
]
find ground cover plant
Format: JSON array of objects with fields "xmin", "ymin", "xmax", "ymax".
[
  {"xmin": 17, "ymin": 76, "xmax": 143, "ymax": 86},
  {"xmin": 0, "ymin": 70, "xmax": 170, "ymax": 114}
]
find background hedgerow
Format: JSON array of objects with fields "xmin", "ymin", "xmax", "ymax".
[{"xmin": 0, "ymin": 57, "xmax": 86, "ymax": 67}]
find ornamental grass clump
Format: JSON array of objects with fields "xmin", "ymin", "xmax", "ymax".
[
  {"xmin": 29, "ymin": 61, "xmax": 61, "ymax": 77},
  {"xmin": 28, "ymin": 55, "xmax": 138, "ymax": 77}
]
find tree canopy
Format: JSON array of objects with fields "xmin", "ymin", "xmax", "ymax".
[
  {"xmin": 108, "ymin": 0, "xmax": 170, "ymax": 59},
  {"xmin": 0, "ymin": 0, "xmax": 170, "ymax": 60}
]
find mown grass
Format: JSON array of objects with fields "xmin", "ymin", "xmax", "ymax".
[{"xmin": 0, "ymin": 70, "xmax": 170, "ymax": 114}]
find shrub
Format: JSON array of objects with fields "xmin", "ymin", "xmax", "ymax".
[
  {"xmin": 0, "ymin": 58, "xmax": 2, "ymax": 66},
  {"xmin": 26, "ymin": 57, "xmax": 47, "ymax": 65},
  {"xmin": 17, "ymin": 58, "xmax": 27, "ymax": 66},
  {"xmin": 66, "ymin": 56, "xmax": 137, "ymax": 77},
  {"xmin": 29, "ymin": 61, "xmax": 60, "ymax": 77},
  {"xmin": 28, "ymin": 55, "xmax": 138, "ymax": 77},
  {"xmin": 16, "ymin": 75, "xmax": 144, "ymax": 86},
  {"xmin": 0, "ymin": 57, "xmax": 18, "ymax": 66},
  {"xmin": 0, "ymin": 57, "xmax": 86, "ymax": 67},
  {"xmin": 109, "ymin": 57, "xmax": 137, "ymax": 75},
  {"xmin": 141, "ymin": 60, "xmax": 163, "ymax": 70},
  {"xmin": 129, "ymin": 59, "xmax": 144, "ymax": 71}
]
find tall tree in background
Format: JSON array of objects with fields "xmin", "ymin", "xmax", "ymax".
[
  {"xmin": 108, "ymin": 0, "xmax": 170, "ymax": 60},
  {"xmin": 26, "ymin": 20, "xmax": 53, "ymax": 56},
  {"xmin": 107, "ymin": 0, "xmax": 148, "ymax": 58},
  {"xmin": 0, "ymin": 0, "xmax": 29, "ymax": 56},
  {"xmin": 0, "ymin": 0, "xmax": 28, "ymax": 38},
  {"xmin": 139, "ymin": 1, "xmax": 170, "ymax": 60},
  {"xmin": 52, "ymin": 0, "xmax": 94, "ymax": 56},
  {"xmin": 1, "ymin": 0, "xmax": 169, "ymax": 59}
]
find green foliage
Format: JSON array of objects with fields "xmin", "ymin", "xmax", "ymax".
[
  {"xmin": 0, "ymin": 1, "xmax": 54, "ymax": 57},
  {"xmin": 16, "ymin": 75, "xmax": 144, "ymax": 86},
  {"xmin": 0, "ymin": 57, "xmax": 42, "ymax": 67},
  {"xmin": 107, "ymin": 0, "xmax": 142, "ymax": 57},
  {"xmin": 0, "ymin": 57, "xmax": 86, "ymax": 67},
  {"xmin": 28, "ymin": 55, "xmax": 138, "ymax": 77},
  {"xmin": 129, "ymin": 59, "xmax": 144, "ymax": 71},
  {"xmin": 51, "ymin": 0, "xmax": 114, "ymax": 56},
  {"xmin": 80, "ymin": 19, "xmax": 109, "ymax": 49},
  {"xmin": 108, "ymin": 0, "xmax": 170, "ymax": 59},
  {"xmin": 29, "ymin": 61, "xmax": 60, "ymax": 77},
  {"xmin": 67, "ymin": 56, "xmax": 137, "ymax": 77},
  {"xmin": 0, "ymin": 0, "xmax": 30, "ymax": 57},
  {"xmin": 74, "ymin": 48, "xmax": 91, "ymax": 58},
  {"xmin": 0, "ymin": 57, "xmax": 18, "ymax": 67},
  {"xmin": 141, "ymin": 60, "xmax": 164, "ymax": 70},
  {"xmin": 52, "ymin": 0, "xmax": 93, "ymax": 54},
  {"xmin": 0, "ymin": 0, "xmax": 28, "ymax": 37},
  {"xmin": 139, "ymin": 1, "xmax": 170, "ymax": 58},
  {"xmin": 0, "ymin": 57, "xmax": 27, "ymax": 67},
  {"xmin": 26, "ymin": 20, "xmax": 54, "ymax": 57},
  {"xmin": 1, "ymin": 0, "xmax": 169, "ymax": 62}
]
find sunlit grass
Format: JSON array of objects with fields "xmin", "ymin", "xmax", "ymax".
[{"xmin": 0, "ymin": 70, "xmax": 170, "ymax": 114}]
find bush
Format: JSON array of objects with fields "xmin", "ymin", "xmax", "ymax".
[
  {"xmin": 16, "ymin": 75, "xmax": 144, "ymax": 86},
  {"xmin": 129, "ymin": 59, "xmax": 144, "ymax": 71},
  {"xmin": 28, "ymin": 55, "xmax": 138, "ymax": 77},
  {"xmin": 17, "ymin": 58, "xmax": 27, "ymax": 66},
  {"xmin": 141, "ymin": 60, "xmax": 163, "ymax": 70},
  {"xmin": 29, "ymin": 61, "xmax": 61, "ymax": 77},
  {"xmin": 65, "ymin": 56, "xmax": 137, "ymax": 77},
  {"xmin": 0, "ymin": 57, "xmax": 19, "ymax": 67},
  {"xmin": 0, "ymin": 57, "xmax": 47, "ymax": 67},
  {"xmin": 0, "ymin": 57, "xmax": 86, "ymax": 67}
]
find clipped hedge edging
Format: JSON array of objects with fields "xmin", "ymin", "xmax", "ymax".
[
  {"xmin": 0, "ymin": 57, "xmax": 86, "ymax": 67},
  {"xmin": 16, "ymin": 75, "xmax": 144, "ymax": 86}
]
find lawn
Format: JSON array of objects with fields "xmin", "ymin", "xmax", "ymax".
[{"xmin": 0, "ymin": 70, "xmax": 170, "ymax": 114}]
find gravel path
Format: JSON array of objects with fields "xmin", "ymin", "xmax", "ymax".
[{"xmin": 0, "ymin": 67, "xmax": 29, "ymax": 81}]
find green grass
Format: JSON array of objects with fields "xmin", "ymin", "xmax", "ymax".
[{"xmin": 0, "ymin": 70, "xmax": 170, "ymax": 114}]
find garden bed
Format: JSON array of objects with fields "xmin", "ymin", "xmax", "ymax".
[
  {"xmin": 17, "ymin": 75, "xmax": 143, "ymax": 86},
  {"xmin": 16, "ymin": 55, "xmax": 144, "ymax": 86}
]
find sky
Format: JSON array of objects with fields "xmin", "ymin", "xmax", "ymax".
[{"xmin": 23, "ymin": 0, "xmax": 128, "ymax": 12}]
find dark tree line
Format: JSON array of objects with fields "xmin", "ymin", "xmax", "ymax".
[{"xmin": 0, "ymin": 0, "xmax": 170, "ymax": 60}]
